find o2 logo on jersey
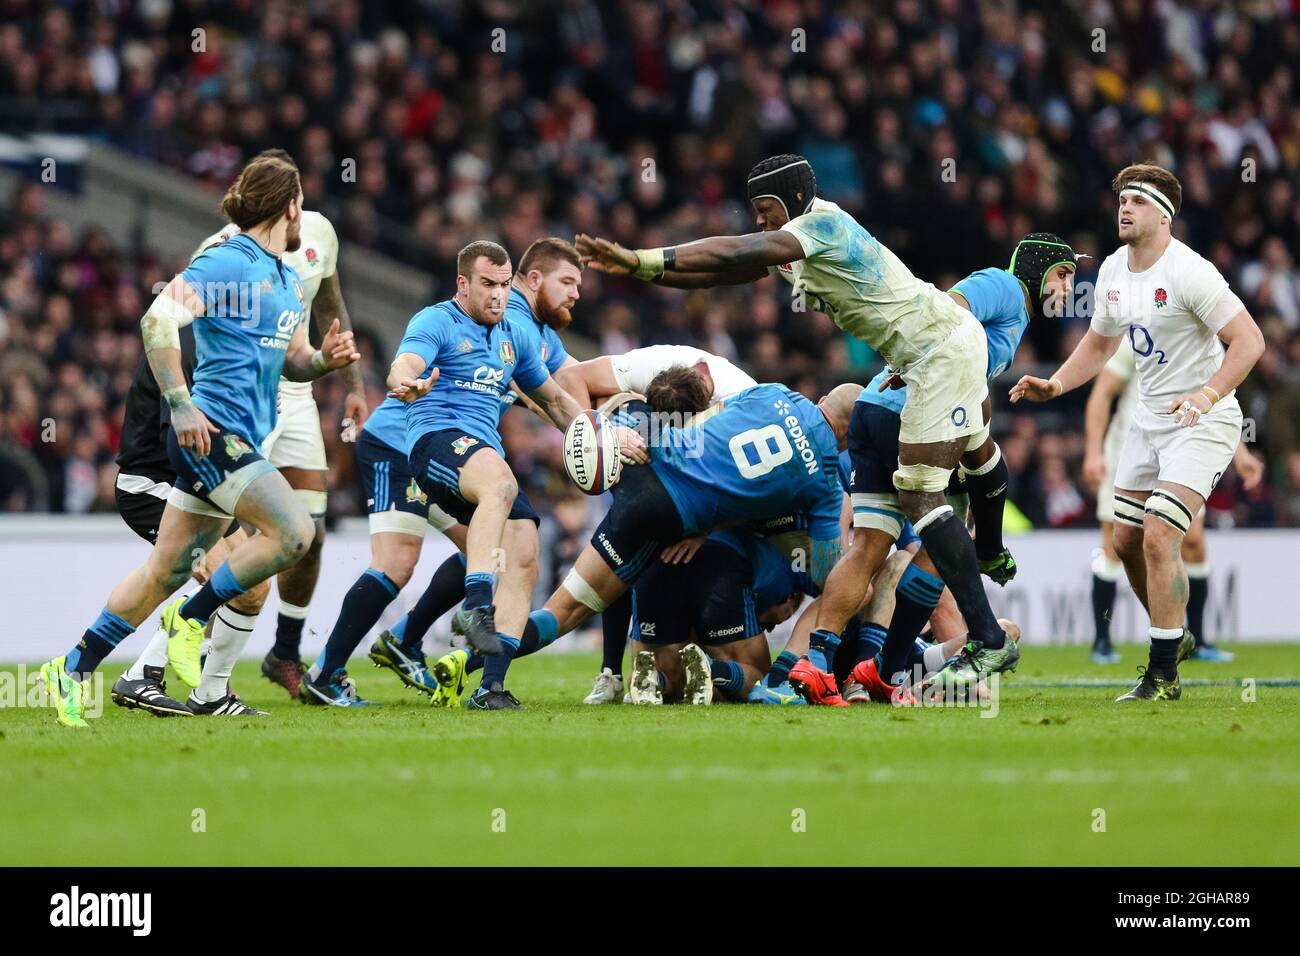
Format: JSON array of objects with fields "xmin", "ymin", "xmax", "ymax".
[
  {"xmin": 951, "ymin": 406, "xmax": 968, "ymax": 427},
  {"xmin": 1128, "ymin": 325, "xmax": 1168, "ymax": 365}
]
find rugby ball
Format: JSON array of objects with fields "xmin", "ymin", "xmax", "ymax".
[{"xmin": 563, "ymin": 410, "xmax": 622, "ymax": 495}]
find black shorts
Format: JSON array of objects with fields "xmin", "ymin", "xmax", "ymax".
[
  {"xmin": 847, "ymin": 402, "xmax": 961, "ymax": 538},
  {"xmin": 166, "ymin": 422, "xmax": 275, "ymax": 515},
  {"xmin": 357, "ymin": 431, "xmax": 428, "ymax": 519},
  {"xmin": 409, "ymin": 429, "xmax": 539, "ymax": 527},
  {"xmin": 631, "ymin": 540, "xmax": 760, "ymax": 646},
  {"xmin": 848, "ymin": 400, "xmax": 903, "ymax": 497},
  {"xmin": 590, "ymin": 462, "xmax": 686, "ymax": 584},
  {"xmin": 115, "ymin": 482, "xmax": 238, "ymax": 544}
]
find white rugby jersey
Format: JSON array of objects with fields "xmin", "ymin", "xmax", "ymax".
[
  {"xmin": 769, "ymin": 197, "xmax": 966, "ymax": 370},
  {"xmin": 1101, "ymin": 342, "xmax": 1138, "ymax": 458},
  {"xmin": 611, "ymin": 344, "xmax": 756, "ymax": 405},
  {"xmin": 193, "ymin": 211, "xmax": 340, "ymax": 396},
  {"xmin": 1091, "ymin": 237, "xmax": 1244, "ymax": 412}
]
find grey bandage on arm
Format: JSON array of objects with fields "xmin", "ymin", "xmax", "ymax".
[{"xmin": 140, "ymin": 292, "xmax": 197, "ymax": 354}]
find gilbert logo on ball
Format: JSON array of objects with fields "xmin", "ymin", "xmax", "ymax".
[{"xmin": 563, "ymin": 410, "xmax": 622, "ymax": 495}]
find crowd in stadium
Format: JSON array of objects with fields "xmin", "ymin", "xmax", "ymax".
[{"xmin": 2, "ymin": 0, "xmax": 1299, "ymax": 527}]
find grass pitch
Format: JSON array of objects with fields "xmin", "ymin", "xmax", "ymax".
[{"xmin": 3, "ymin": 645, "xmax": 1298, "ymax": 866}]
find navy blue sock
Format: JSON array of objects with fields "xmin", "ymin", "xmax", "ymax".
[
  {"xmin": 65, "ymin": 608, "xmax": 134, "ymax": 675},
  {"xmin": 856, "ymin": 622, "xmax": 889, "ymax": 664},
  {"xmin": 1092, "ymin": 573, "xmax": 1117, "ymax": 649},
  {"xmin": 398, "ymin": 553, "xmax": 467, "ymax": 649},
  {"xmin": 180, "ymin": 562, "xmax": 246, "ymax": 625},
  {"xmin": 272, "ymin": 612, "xmax": 306, "ymax": 661},
  {"xmin": 479, "ymin": 634, "xmax": 520, "ymax": 689},
  {"xmin": 709, "ymin": 658, "xmax": 748, "ymax": 699},
  {"xmin": 808, "ymin": 629, "xmax": 841, "ymax": 672},
  {"xmin": 600, "ymin": 591, "xmax": 632, "ymax": 675},
  {"xmin": 880, "ymin": 563, "xmax": 945, "ymax": 678},
  {"xmin": 765, "ymin": 650, "xmax": 798, "ymax": 687},
  {"xmin": 1149, "ymin": 631, "xmax": 1181, "ymax": 678},
  {"xmin": 515, "ymin": 610, "xmax": 559, "ymax": 659},
  {"xmin": 915, "ymin": 511, "xmax": 1005, "ymax": 648},
  {"xmin": 963, "ymin": 446, "xmax": 1009, "ymax": 562},
  {"xmin": 315, "ymin": 569, "xmax": 399, "ymax": 679},
  {"xmin": 463, "ymin": 571, "xmax": 495, "ymax": 611},
  {"xmin": 1187, "ymin": 572, "xmax": 1209, "ymax": 647}
]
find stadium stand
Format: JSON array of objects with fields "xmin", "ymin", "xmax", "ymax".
[{"xmin": 1, "ymin": 0, "xmax": 1299, "ymax": 526}]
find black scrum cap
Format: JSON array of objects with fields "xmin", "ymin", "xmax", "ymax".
[{"xmin": 747, "ymin": 155, "xmax": 817, "ymax": 219}]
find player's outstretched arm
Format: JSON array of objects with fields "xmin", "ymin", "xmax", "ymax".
[
  {"xmin": 1010, "ymin": 328, "xmax": 1123, "ymax": 403},
  {"xmin": 386, "ymin": 351, "xmax": 439, "ymax": 403},
  {"xmin": 312, "ymin": 272, "xmax": 369, "ymax": 438},
  {"xmin": 283, "ymin": 318, "xmax": 360, "ymax": 382},
  {"xmin": 141, "ymin": 274, "xmax": 218, "ymax": 456},
  {"xmin": 1082, "ymin": 366, "xmax": 1126, "ymax": 489},
  {"xmin": 576, "ymin": 232, "xmax": 791, "ymax": 286}
]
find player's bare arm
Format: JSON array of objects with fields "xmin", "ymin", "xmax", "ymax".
[
  {"xmin": 576, "ymin": 232, "xmax": 787, "ymax": 286},
  {"xmin": 1082, "ymin": 366, "xmax": 1128, "ymax": 489},
  {"xmin": 510, "ymin": 355, "xmax": 578, "ymax": 421},
  {"xmin": 387, "ymin": 351, "xmax": 439, "ymax": 402},
  {"xmin": 553, "ymin": 356, "xmax": 620, "ymax": 407},
  {"xmin": 525, "ymin": 375, "xmax": 650, "ymax": 463},
  {"xmin": 282, "ymin": 317, "xmax": 360, "ymax": 382},
  {"xmin": 141, "ymin": 273, "xmax": 218, "ymax": 456},
  {"xmin": 1167, "ymin": 310, "xmax": 1265, "ymax": 427},
  {"xmin": 311, "ymin": 271, "xmax": 368, "ymax": 436},
  {"xmin": 1010, "ymin": 328, "xmax": 1124, "ymax": 403}
]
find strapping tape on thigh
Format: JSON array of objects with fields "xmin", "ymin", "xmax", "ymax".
[
  {"xmin": 892, "ymin": 461, "xmax": 953, "ymax": 493},
  {"xmin": 563, "ymin": 568, "xmax": 608, "ymax": 612}
]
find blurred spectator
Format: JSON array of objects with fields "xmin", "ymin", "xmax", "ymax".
[{"xmin": 1, "ymin": 0, "xmax": 1299, "ymax": 527}]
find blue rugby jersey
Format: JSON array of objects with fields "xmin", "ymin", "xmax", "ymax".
[
  {"xmin": 651, "ymin": 384, "xmax": 842, "ymax": 544},
  {"xmin": 179, "ymin": 234, "xmax": 307, "ymax": 447},
  {"xmin": 388, "ymin": 295, "xmax": 549, "ymax": 456},
  {"xmin": 365, "ymin": 289, "xmax": 565, "ymax": 455}
]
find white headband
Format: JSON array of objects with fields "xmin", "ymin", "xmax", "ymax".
[{"xmin": 1121, "ymin": 182, "xmax": 1176, "ymax": 220}]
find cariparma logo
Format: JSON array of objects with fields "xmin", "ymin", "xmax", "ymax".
[
  {"xmin": 499, "ymin": 339, "xmax": 515, "ymax": 364},
  {"xmin": 224, "ymin": 435, "xmax": 251, "ymax": 460},
  {"xmin": 452, "ymin": 436, "xmax": 479, "ymax": 456}
]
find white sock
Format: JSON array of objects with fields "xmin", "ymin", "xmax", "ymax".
[
  {"xmin": 125, "ymin": 626, "xmax": 170, "ymax": 680},
  {"xmin": 195, "ymin": 608, "xmax": 259, "ymax": 702},
  {"xmin": 279, "ymin": 601, "xmax": 310, "ymax": 621},
  {"xmin": 922, "ymin": 643, "xmax": 951, "ymax": 675},
  {"xmin": 1149, "ymin": 626, "xmax": 1183, "ymax": 642}
]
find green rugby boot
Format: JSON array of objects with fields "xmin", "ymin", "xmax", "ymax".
[
  {"xmin": 40, "ymin": 656, "xmax": 90, "ymax": 728},
  {"xmin": 978, "ymin": 549, "xmax": 1018, "ymax": 586},
  {"xmin": 1115, "ymin": 667, "xmax": 1181, "ymax": 702},
  {"xmin": 431, "ymin": 649, "xmax": 470, "ymax": 708}
]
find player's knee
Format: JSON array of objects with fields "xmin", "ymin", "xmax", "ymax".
[
  {"xmin": 158, "ymin": 561, "xmax": 193, "ymax": 594},
  {"xmin": 304, "ymin": 516, "xmax": 327, "ymax": 558},
  {"xmin": 1112, "ymin": 525, "xmax": 1142, "ymax": 561},
  {"xmin": 277, "ymin": 514, "xmax": 317, "ymax": 565}
]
